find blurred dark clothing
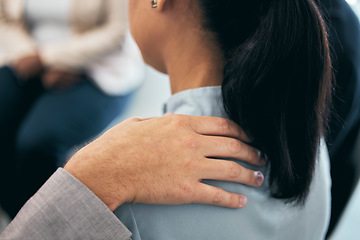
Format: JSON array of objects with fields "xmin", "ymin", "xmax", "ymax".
[
  {"xmin": 0, "ymin": 66, "xmax": 132, "ymax": 218},
  {"xmin": 0, "ymin": 0, "xmax": 143, "ymax": 96},
  {"xmin": 320, "ymin": 0, "xmax": 360, "ymax": 236},
  {"xmin": 0, "ymin": 0, "xmax": 142, "ymax": 219}
]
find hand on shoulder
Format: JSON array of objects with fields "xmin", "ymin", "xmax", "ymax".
[{"xmin": 65, "ymin": 115, "xmax": 266, "ymax": 211}]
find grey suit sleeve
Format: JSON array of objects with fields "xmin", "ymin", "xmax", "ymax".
[{"xmin": 0, "ymin": 168, "xmax": 132, "ymax": 240}]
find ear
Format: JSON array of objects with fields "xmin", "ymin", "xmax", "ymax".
[{"xmin": 155, "ymin": 0, "xmax": 166, "ymax": 11}]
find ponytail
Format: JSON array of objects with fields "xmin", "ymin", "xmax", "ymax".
[{"xmin": 199, "ymin": 0, "xmax": 332, "ymax": 203}]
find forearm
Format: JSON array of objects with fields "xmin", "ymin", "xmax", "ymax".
[
  {"xmin": 38, "ymin": 0, "xmax": 128, "ymax": 70},
  {"xmin": 0, "ymin": 168, "xmax": 132, "ymax": 240},
  {"xmin": 38, "ymin": 27, "xmax": 125, "ymax": 70},
  {"xmin": 0, "ymin": 23, "xmax": 37, "ymax": 63}
]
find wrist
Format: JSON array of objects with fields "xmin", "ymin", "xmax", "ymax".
[{"xmin": 64, "ymin": 153, "xmax": 130, "ymax": 211}]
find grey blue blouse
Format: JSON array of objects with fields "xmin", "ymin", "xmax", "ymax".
[{"xmin": 115, "ymin": 86, "xmax": 331, "ymax": 240}]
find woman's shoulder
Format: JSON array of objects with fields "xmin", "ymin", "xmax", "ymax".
[{"xmin": 115, "ymin": 144, "xmax": 331, "ymax": 240}]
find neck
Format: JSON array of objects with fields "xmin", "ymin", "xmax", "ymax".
[{"xmin": 163, "ymin": 32, "xmax": 225, "ymax": 94}]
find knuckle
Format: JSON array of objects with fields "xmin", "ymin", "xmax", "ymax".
[
  {"xmin": 179, "ymin": 183, "xmax": 194, "ymax": 197},
  {"xmin": 197, "ymin": 189, "xmax": 208, "ymax": 202},
  {"xmin": 229, "ymin": 139, "xmax": 242, "ymax": 153},
  {"xmin": 213, "ymin": 188, "xmax": 224, "ymax": 204},
  {"xmin": 228, "ymin": 194, "xmax": 238, "ymax": 208},
  {"xmin": 217, "ymin": 118, "xmax": 231, "ymax": 133},
  {"xmin": 181, "ymin": 156, "xmax": 194, "ymax": 170},
  {"xmin": 129, "ymin": 117, "xmax": 141, "ymax": 122},
  {"xmin": 170, "ymin": 114, "xmax": 188, "ymax": 127},
  {"xmin": 182, "ymin": 135, "xmax": 200, "ymax": 149},
  {"xmin": 229, "ymin": 162, "xmax": 242, "ymax": 178}
]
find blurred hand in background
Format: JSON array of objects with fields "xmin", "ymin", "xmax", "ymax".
[
  {"xmin": 42, "ymin": 69, "xmax": 80, "ymax": 90},
  {"xmin": 13, "ymin": 54, "xmax": 43, "ymax": 80}
]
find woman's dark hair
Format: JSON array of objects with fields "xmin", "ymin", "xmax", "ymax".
[{"xmin": 198, "ymin": 0, "xmax": 332, "ymax": 204}]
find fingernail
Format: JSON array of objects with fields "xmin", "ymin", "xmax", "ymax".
[
  {"xmin": 255, "ymin": 171, "xmax": 264, "ymax": 186},
  {"xmin": 258, "ymin": 151, "xmax": 268, "ymax": 165},
  {"xmin": 239, "ymin": 196, "xmax": 247, "ymax": 208}
]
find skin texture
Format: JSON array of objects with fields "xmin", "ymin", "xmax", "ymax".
[
  {"xmin": 128, "ymin": 0, "xmax": 224, "ymax": 94},
  {"xmin": 65, "ymin": 115, "xmax": 266, "ymax": 211}
]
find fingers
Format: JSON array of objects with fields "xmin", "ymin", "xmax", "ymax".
[
  {"xmin": 42, "ymin": 70, "xmax": 80, "ymax": 90},
  {"xmin": 161, "ymin": 114, "xmax": 250, "ymax": 143},
  {"xmin": 138, "ymin": 117, "xmax": 155, "ymax": 121},
  {"xmin": 188, "ymin": 116, "xmax": 251, "ymax": 143},
  {"xmin": 193, "ymin": 184, "xmax": 248, "ymax": 208},
  {"xmin": 200, "ymin": 135, "xmax": 267, "ymax": 166},
  {"xmin": 200, "ymin": 159, "xmax": 264, "ymax": 187},
  {"xmin": 157, "ymin": 114, "xmax": 266, "ymax": 166},
  {"xmin": 205, "ymin": 136, "xmax": 264, "ymax": 165},
  {"xmin": 134, "ymin": 114, "xmax": 170, "ymax": 123}
]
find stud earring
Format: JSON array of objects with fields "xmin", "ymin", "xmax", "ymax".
[{"xmin": 151, "ymin": 0, "xmax": 157, "ymax": 8}]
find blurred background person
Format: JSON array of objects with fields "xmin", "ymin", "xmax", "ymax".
[
  {"xmin": 0, "ymin": 0, "xmax": 144, "ymax": 218},
  {"xmin": 319, "ymin": 0, "xmax": 360, "ymax": 236}
]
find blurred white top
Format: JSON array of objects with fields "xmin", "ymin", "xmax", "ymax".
[
  {"xmin": 18, "ymin": 0, "xmax": 145, "ymax": 96},
  {"xmin": 24, "ymin": 0, "xmax": 72, "ymax": 45}
]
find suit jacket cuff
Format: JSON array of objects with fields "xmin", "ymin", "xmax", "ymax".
[{"xmin": 1, "ymin": 168, "xmax": 132, "ymax": 240}]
